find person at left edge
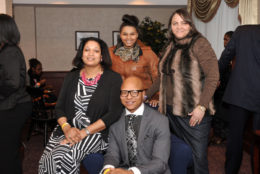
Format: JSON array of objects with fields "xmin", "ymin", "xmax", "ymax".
[
  {"xmin": 38, "ymin": 37, "xmax": 123, "ymax": 174},
  {"xmin": 0, "ymin": 14, "xmax": 32, "ymax": 174}
]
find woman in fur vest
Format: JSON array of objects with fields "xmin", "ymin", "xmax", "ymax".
[{"xmin": 146, "ymin": 9, "xmax": 219, "ymax": 174}]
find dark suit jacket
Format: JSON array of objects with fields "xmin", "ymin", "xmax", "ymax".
[
  {"xmin": 104, "ymin": 105, "xmax": 171, "ymax": 174},
  {"xmin": 55, "ymin": 69, "xmax": 123, "ymax": 141},
  {"xmin": 219, "ymin": 25, "xmax": 260, "ymax": 113}
]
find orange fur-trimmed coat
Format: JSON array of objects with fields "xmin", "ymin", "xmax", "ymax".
[{"xmin": 109, "ymin": 40, "xmax": 159, "ymax": 91}]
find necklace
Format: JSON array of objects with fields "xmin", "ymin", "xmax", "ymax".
[{"xmin": 81, "ymin": 72, "xmax": 101, "ymax": 86}]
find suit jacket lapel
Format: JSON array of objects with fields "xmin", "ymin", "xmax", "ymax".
[
  {"xmin": 137, "ymin": 105, "xmax": 149, "ymax": 147},
  {"xmin": 120, "ymin": 110, "xmax": 129, "ymax": 164}
]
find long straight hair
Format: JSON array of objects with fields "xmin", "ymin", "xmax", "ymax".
[{"xmin": 0, "ymin": 14, "xmax": 20, "ymax": 47}]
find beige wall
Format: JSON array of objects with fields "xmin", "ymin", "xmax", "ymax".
[
  {"xmin": 6, "ymin": 0, "xmax": 12, "ymax": 15},
  {"xmin": 0, "ymin": 0, "xmax": 6, "ymax": 13},
  {"xmin": 259, "ymin": 0, "xmax": 260, "ymax": 24},
  {"xmin": 14, "ymin": 6, "xmax": 36, "ymax": 68},
  {"xmin": 14, "ymin": 5, "xmax": 184, "ymax": 71},
  {"xmin": 0, "ymin": 0, "xmax": 12, "ymax": 15}
]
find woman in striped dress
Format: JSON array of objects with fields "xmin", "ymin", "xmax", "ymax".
[{"xmin": 39, "ymin": 37, "xmax": 123, "ymax": 174}]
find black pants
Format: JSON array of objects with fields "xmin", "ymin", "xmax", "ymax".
[
  {"xmin": 225, "ymin": 104, "xmax": 260, "ymax": 174},
  {"xmin": 0, "ymin": 102, "xmax": 32, "ymax": 174},
  {"xmin": 166, "ymin": 105, "xmax": 212, "ymax": 174},
  {"xmin": 212, "ymin": 116, "xmax": 229, "ymax": 139},
  {"xmin": 212, "ymin": 101, "xmax": 230, "ymax": 139}
]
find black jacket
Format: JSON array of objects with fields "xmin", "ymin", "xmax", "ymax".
[
  {"xmin": 0, "ymin": 45, "xmax": 31, "ymax": 110},
  {"xmin": 55, "ymin": 69, "xmax": 123, "ymax": 141},
  {"xmin": 219, "ymin": 25, "xmax": 260, "ymax": 113}
]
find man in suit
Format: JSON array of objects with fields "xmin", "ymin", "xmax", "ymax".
[
  {"xmin": 219, "ymin": 24, "xmax": 260, "ymax": 174},
  {"xmin": 101, "ymin": 76, "xmax": 171, "ymax": 174}
]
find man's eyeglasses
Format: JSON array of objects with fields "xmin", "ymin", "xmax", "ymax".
[{"xmin": 120, "ymin": 90, "xmax": 144, "ymax": 97}]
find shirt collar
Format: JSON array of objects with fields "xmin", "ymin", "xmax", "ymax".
[{"xmin": 125, "ymin": 103, "xmax": 144, "ymax": 116}]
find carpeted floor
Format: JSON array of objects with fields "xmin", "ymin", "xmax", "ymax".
[{"xmin": 22, "ymin": 133, "xmax": 252, "ymax": 174}]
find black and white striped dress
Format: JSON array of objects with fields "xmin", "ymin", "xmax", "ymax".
[{"xmin": 39, "ymin": 78, "xmax": 107, "ymax": 174}]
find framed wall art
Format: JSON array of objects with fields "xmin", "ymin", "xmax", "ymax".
[
  {"xmin": 75, "ymin": 31, "xmax": 99, "ymax": 50},
  {"xmin": 112, "ymin": 31, "xmax": 120, "ymax": 46}
]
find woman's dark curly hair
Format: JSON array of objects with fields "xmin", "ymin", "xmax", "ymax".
[
  {"xmin": 119, "ymin": 14, "xmax": 140, "ymax": 33},
  {"xmin": 28, "ymin": 58, "xmax": 41, "ymax": 75},
  {"xmin": 29, "ymin": 58, "xmax": 41, "ymax": 69},
  {"xmin": 72, "ymin": 37, "xmax": 112, "ymax": 70}
]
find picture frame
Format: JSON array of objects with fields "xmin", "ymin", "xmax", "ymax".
[
  {"xmin": 75, "ymin": 31, "xmax": 99, "ymax": 50},
  {"xmin": 112, "ymin": 31, "xmax": 120, "ymax": 46}
]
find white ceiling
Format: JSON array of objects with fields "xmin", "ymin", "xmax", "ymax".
[{"xmin": 13, "ymin": 0, "xmax": 187, "ymax": 5}]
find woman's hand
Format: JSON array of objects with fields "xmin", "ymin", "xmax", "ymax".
[
  {"xmin": 62, "ymin": 126, "xmax": 81, "ymax": 146},
  {"xmin": 148, "ymin": 99, "xmax": 159, "ymax": 108},
  {"xmin": 108, "ymin": 168, "xmax": 133, "ymax": 174},
  {"xmin": 188, "ymin": 106, "xmax": 206, "ymax": 127},
  {"xmin": 79, "ymin": 129, "xmax": 88, "ymax": 140},
  {"xmin": 60, "ymin": 129, "xmax": 87, "ymax": 146},
  {"xmin": 217, "ymin": 80, "xmax": 221, "ymax": 88},
  {"xmin": 60, "ymin": 138, "xmax": 69, "ymax": 145}
]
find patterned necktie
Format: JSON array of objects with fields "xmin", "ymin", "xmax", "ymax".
[{"xmin": 126, "ymin": 114, "xmax": 137, "ymax": 166}]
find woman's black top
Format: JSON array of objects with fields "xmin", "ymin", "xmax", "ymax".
[
  {"xmin": 0, "ymin": 45, "xmax": 31, "ymax": 110},
  {"xmin": 55, "ymin": 69, "xmax": 123, "ymax": 141}
]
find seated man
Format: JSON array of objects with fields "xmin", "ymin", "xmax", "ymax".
[{"xmin": 101, "ymin": 76, "xmax": 171, "ymax": 174}]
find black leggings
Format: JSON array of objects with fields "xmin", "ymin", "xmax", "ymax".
[{"xmin": 0, "ymin": 102, "xmax": 32, "ymax": 174}]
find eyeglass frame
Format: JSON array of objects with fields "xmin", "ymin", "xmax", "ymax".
[{"xmin": 120, "ymin": 90, "xmax": 144, "ymax": 97}]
